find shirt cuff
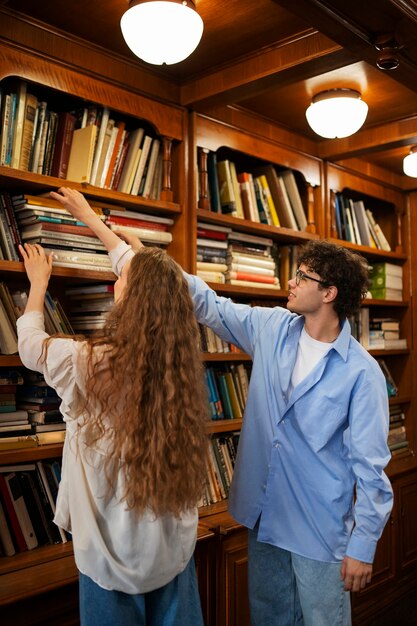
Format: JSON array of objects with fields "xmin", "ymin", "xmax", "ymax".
[
  {"xmin": 16, "ymin": 310, "xmax": 45, "ymax": 332},
  {"xmin": 345, "ymin": 533, "xmax": 377, "ymax": 564},
  {"xmin": 108, "ymin": 241, "xmax": 135, "ymax": 277}
]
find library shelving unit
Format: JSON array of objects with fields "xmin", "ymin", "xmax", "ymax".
[
  {"xmin": 0, "ymin": 43, "xmax": 189, "ymax": 624},
  {"xmin": 190, "ymin": 110, "xmax": 325, "ymax": 625},
  {"xmin": 325, "ymin": 161, "xmax": 417, "ymax": 625}
]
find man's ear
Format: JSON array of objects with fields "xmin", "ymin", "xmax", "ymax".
[{"xmin": 323, "ymin": 285, "xmax": 338, "ymax": 304}]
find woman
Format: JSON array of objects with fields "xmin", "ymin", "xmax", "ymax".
[{"xmin": 17, "ymin": 227, "xmax": 209, "ymax": 625}]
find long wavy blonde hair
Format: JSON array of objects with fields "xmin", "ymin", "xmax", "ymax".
[{"xmin": 48, "ymin": 247, "xmax": 209, "ymax": 516}]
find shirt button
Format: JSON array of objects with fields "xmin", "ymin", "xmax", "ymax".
[
  {"xmin": 274, "ymin": 443, "xmax": 280, "ymax": 449},
  {"xmin": 282, "ymin": 394, "xmax": 286, "ymax": 400}
]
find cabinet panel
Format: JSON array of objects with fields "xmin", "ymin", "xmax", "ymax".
[
  {"xmin": 397, "ymin": 474, "xmax": 417, "ymax": 572},
  {"xmin": 217, "ymin": 529, "xmax": 251, "ymax": 626}
]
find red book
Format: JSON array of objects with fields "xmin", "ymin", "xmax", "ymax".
[
  {"xmin": 24, "ymin": 222, "xmax": 98, "ymax": 238},
  {"xmin": 105, "ymin": 216, "xmax": 167, "ymax": 231},
  {"xmin": 0, "ymin": 474, "xmax": 27, "ymax": 551},
  {"xmin": 226, "ymin": 271, "xmax": 277, "ymax": 284},
  {"xmin": 197, "ymin": 228, "xmax": 228, "ymax": 241},
  {"xmin": 0, "ymin": 385, "xmax": 18, "ymax": 394},
  {"xmin": 50, "ymin": 112, "xmax": 77, "ymax": 179}
]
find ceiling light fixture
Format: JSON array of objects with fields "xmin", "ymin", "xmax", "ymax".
[
  {"xmin": 403, "ymin": 147, "xmax": 417, "ymax": 177},
  {"xmin": 120, "ymin": 0, "xmax": 204, "ymax": 65},
  {"xmin": 305, "ymin": 88, "xmax": 368, "ymax": 139}
]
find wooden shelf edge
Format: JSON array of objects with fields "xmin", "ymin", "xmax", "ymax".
[
  {"xmin": 202, "ymin": 352, "xmax": 251, "ymax": 362},
  {"xmin": 206, "ymin": 418, "xmax": 243, "ymax": 434},
  {"xmin": 209, "ymin": 282, "xmax": 287, "ymax": 299},
  {"xmin": 327, "ymin": 238, "xmax": 407, "ymax": 261},
  {"xmin": 0, "ymin": 166, "xmax": 181, "ymax": 216},
  {"xmin": 196, "ymin": 208, "xmax": 317, "ymax": 242}
]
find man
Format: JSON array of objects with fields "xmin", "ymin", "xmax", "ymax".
[
  {"xmin": 185, "ymin": 239, "xmax": 393, "ymax": 626},
  {"xmin": 48, "ymin": 189, "xmax": 393, "ymax": 626}
]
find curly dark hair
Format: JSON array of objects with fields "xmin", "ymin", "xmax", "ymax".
[{"xmin": 297, "ymin": 240, "xmax": 370, "ymax": 319}]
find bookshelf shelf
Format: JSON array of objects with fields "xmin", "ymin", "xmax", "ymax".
[
  {"xmin": 209, "ymin": 283, "xmax": 288, "ymax": 300},
  {"xmin": 196, "ymin": 209, "xmax": 318, "ymax": 244},
  {"xmin": 0, "ymin": 259, "xmax": 115, "ymax": 282},
  {"xmin": 327, "ymin": 237, "xmax": 407, "ymax": 262},
  {"xmin": 0, "ymin": 540, "xmax": 73, "ymax": 578},
  {"xmin": 0, "ymin": 355, "xmax": 21, "ymax": 367},
  {"xmin": 0, "ymin": 167, "xmax": 181, "ymax": 217},
  {"xmin": 203, "ymin": 353, "xmax": 251, "ymax": 362},
  {"xmin": 0, "ymin": 443, "xmax": 64, "ymax": 464},
  {"xmin": 369, "ymin": 349, "xmax": 409, "ymax": 357},
  {"xmin": 206, "ymin": 419, "xmax": 243, "ymax": 434}
]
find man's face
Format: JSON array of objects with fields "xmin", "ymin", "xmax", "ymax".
[{"xmin": 287, "ymin": 264, "xmax": 327, "ymax": 316}]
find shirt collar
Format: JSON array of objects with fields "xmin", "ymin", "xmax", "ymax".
[{"xmin": 288, "ymin": 315, "xmax": 351, "ymax": 361}]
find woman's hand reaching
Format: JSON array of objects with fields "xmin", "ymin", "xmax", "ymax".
[{"xmin": 19, "ymin": 243, "xmax": 52, "ymax": 287}]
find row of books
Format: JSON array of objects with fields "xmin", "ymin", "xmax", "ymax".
[
  {"xmin": 0, "ymin": 191, "xmax": 174, "ymax": 271},
  {"xmin": 334, "ymin": 193, "xmax": 391, "ymax": 250},
  {"xmin": 0, "ymin": 81, "xmax": 164, "ymax": 198},
  {"xmin": 0, "ymin": 459, "xmax": 67, "ymax": 556},
  {"xmin": 200, "ymin": 149, "xmax": 308, "ymax": 231},
  {"xmin": 206, "ymin": 363, "xmax": 250, "ymax": 421},
  {"xmin": 197, "ymin": 223, "xmax": 281, "ymax": 290},
  {"xmin": 0, "ymin": 281, "xmax": 73, "ymax": 355},
  {"xmin": 199, "ymin": 324, "xmax": 242, "ymax": 354},
  {"xmin": 199, "ymin": 432, "xmax": 240, "ymax": 506},
  {"xmin": 388, "ymin": 405, "xmax": 408, "ymax": 455}
]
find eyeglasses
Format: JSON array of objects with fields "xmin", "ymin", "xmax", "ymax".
[{"xmin": 295, "ymin": 268, "xmax": 327, "ymax": 286}]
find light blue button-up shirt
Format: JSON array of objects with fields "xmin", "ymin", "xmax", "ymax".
[
  {"xmin": 109, "ymin": 243, "xmax": 393, "ymax": 565},
  {"xmin": 186, "ymin": 273, "xmax": 393, "ymax": 564}
]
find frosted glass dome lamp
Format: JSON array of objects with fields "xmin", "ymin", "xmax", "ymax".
[
  {"xmin": 120, "ymin": 0, "xmax": 204, "ymax": 65},
  {"xmin": 403, "ymin": 147, "xmax": 417, "ymax": 177},
  {"xmin": 305, "ymin": 88, "xmax": 368, "ymax": 139}
]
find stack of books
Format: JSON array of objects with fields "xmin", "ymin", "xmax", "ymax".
[
  {"xmin": 369, "ymin": 318, "xmax": 407, "ymax": 350},
  {"xmin": 103, "ymin": 207, "xmax": 173, "ymax": 247},
  {"xmin": 226, "ymin": 231, "xmax": 280, "ymax": 289},
  {"xmin": 65, "ymin": 283, "xmax": 115, "ymax": 333},
  {"xmin": 196, "ymin": 222, "xmax": 230, "ymax": 283},
  {"xmin": 0, "ymin": 370, "xmax": 30, "ymax": 444},
  {"xmin": 370, "ymin": 262, "xmax": 403, "ymax": 301},
  {"xmin": 12, "ymin": 193, "xmax": 112, "ymax": 272}
]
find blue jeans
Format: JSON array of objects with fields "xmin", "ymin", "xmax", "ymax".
[
  {"xmin": 79, "ymin": 557, "xmax": 204, "ymax": 626},
  {"xmin": 248, "ymin": 528, "xmax": 351, "ymax": 626}
]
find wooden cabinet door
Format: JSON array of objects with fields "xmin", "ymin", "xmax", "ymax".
[
  {"xmin": 397, "ymin": 473, "xmax": 417, "ymax": 574},
  {"xmin": 217, "ymin": 529, "xmax": 251, "ymax": 626}
]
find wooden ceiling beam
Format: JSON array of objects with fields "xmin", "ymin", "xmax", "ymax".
[
  {"xmin": 180, "ymin": 30, "xmax": 357, "ymax": 110},
  {"xmin": 318, "ymin": 116, "xmax": 417, "ymax": 160}
]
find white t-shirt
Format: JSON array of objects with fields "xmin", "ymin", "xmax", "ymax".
[
  {"xmin": 289, "ymin": 327, "xmax": 335, "ymax": 395},
  {"xmin": 17, "ymin": 311, "xmax": 197, "ymax": 594}
]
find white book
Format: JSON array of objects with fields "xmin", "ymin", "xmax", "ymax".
[
  {"xmin": 348, "ymin": 199, "xmax": 362, "ymax": 244},
  {"xmin": 227, "ymin": 253, "xmax": 276, "ymax": 269},
  {"xmin": 142, "ymin": 138, "xmax": 161, "ymax": 198},
  {"xmin": 117, "ymin": 127, "xmax": 145, "ymax": 193},
  {"xmin": 90, "ymin": 107, "xmax": 110, "ymax": 186},
  {"xmin": 4, "ymin": 472, "xmax": 38, "ymax": 549},
  {"xmin": 277, "ymin": 177, "xmax": 299, "ymax": 230},
  {"xmin": 227, "ymin": 279, "xmax": 280, "ymax": 290},
  {"xmin": 109, "ymin": 223, "xmax": 172, "ymax": 244},
  {"xmin": 279, "ymin": 170, "xmax": 308, "ymax": 230},
  {"xmin": 229, "ymin": 231, "xmax": 273, "ymax": 247},
  {"xmin": 228, "ymin": 161, "xmax": 245, "ymax": 219},
  {"xmin": 197, "ymin": 238, "xmax": 228, "ymax": 250},
  {"xmin": 197, "ymin": 222, "xmax": 232, "ymax": 234},
  {"xmin": 196, "ymin": 270, "xmax": 226, "ymax": 284},
  {"xmin": 229, "ymin": 263, "xmax": 275, "ymax": 276},
  {"xmin": 196, "ymin": 262, "xmax": 228, "ymax": 272},
  {"xmin": 109, "ymin": 208, "xmax": 173, "ymax": 226},
  {"xmin": 131, "ymin": 136, "xmax": 153, "ymax": 196},
  {"xmin": 97, "ymin": 124, "xmax": 118, "ymax": 188},
  {"xmin": 50, "ymin": 249, "xmax": 111, "ymax": 266},
  {"xmin": 352, "ymin": 200, "xmax": 372, "ymax": 246}
]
